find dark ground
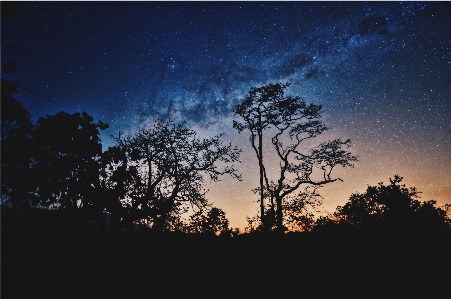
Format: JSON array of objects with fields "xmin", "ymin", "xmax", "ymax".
[{"xmin": 3, "ymin": 225, "xmax": 450, "ymax": 298}]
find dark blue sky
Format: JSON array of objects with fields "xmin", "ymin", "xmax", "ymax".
[{"xmin": 3, "ymin": 1, "xmax": 451, "ymax": 229}]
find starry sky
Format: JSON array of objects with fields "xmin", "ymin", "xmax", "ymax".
[{"xmin": 3, "ymin": 1, "xmax": 451, "ymax": 230}]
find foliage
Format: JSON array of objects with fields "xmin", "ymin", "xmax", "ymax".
[
  {"xmin": 30, "ymin": 111, "xmax": 109, "ymax": 209},
  {"xmin": 1, "ymin": 51, "xmax": 34, "ymax": 210},
  {"xmin": 234, "ymin": 82, "xmax": 358, "ymax": 232},
  {"xmin": 1, "ymin": 45, "xmax": 109, "ymax": 216},
  {"xmin": 245, "ymin": 215, "xmax": 261, "ymax": 233},
  {"xmin": 283, "ymin": 186, "xmax": 323, "ymax": 232},
  {"xmin": 188, "ymin": 206, "xmax": 230, "ymax": 236},
  {"xmin": 334, "ymin": 175, "xmax": 450, "ymax": 236},
  {"xmin": 246, "ymin": 186, "xmax": 323, "ymax": 233}
]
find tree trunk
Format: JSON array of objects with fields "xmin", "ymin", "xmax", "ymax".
[
  {"xmin": 258, "ymin": 124, "xmax": 266, "ymax": 231},
  {"xmin": 269, "ymin": 192, "xmax": 275, "ymax": 229},
  {"xmin": 276, "ymin": 196, "xmax": 284, "ymax": 233}
]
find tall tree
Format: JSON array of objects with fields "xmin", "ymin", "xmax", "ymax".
[
  {"xmin": 104, "ymin": 120, "xmax": 241, "ymax": 238},
  {"xmin": 234, "ymin": 82, "xmax": 358, "ymax": 232},
  {"xmin": 233, "ymin": 82, "xmax": 288, "ymax": 230}
]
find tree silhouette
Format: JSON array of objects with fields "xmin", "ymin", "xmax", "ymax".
[
  {"xmin": 283, "ymin": 186, "xmax": 323, "ymax": 232},
  {"xmin": 335, "ymin": 175, "xmax": 450, "ymax": 238},
  {"xmin": 250, "ymin": 183, "xmax": 323, "ymax": 232},
  {"xmin": 1, "ymin": 48, "xmax": 34, "ymax": 211},
  {"xmin": 31, "ymin": 111, "xmax": 109, "ymax": 210},
  {"xmin": 188, "ymin": 206, "xmax": 230, "ymax": 236},
  {"xmin": 102, "ymin": 119, "xmax": 241, "ymax": 238},
  {"xmin": 234, "ymin": 82, "xmax": 358, "ymax": 232}
]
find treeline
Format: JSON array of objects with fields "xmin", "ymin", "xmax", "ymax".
[
  {"xmin": 314, "ymin": 175, "xmax": 451, "ymax": 241},
  {"xmin": 1, "ymin": 107, "xmax": 241, "ymax": 240},
  {"xmin": 2, "ymin": 56, "xmax": 451, "ymax": 242},
  {"xmin": 2, "ymin": 56, "xmax": 243, "ymax": 240}
]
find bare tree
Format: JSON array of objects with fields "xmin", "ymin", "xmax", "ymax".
[
  {"xmin": 102, "ymin": 120, "xmax": 241, "ymax": 238},
  {"xmin": 234, "ymin": 82, "xmax": 358, "ymax": 233}
]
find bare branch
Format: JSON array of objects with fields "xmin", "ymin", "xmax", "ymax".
[{"xmin": 233, "ymin": 82, "xmax": 358, "ymax": 232}]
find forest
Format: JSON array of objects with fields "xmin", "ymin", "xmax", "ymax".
[{"xmin": 3, "ymin": 58, "xmax": 451, "ymax": 296}]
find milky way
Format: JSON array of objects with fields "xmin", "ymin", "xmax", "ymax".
[{"xmin": 3, "ymin": 2, "xmax": 451, "ymax": 230}]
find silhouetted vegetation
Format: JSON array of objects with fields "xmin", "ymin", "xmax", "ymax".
[
  {"xmin": 2, "ymin": 75, "xmax": 449, "ymax": 241},
  {"xmin": 97, "ymin": 120, "xmax": 241, "ymax": 239},
  {"xmin": 2, "ymin": 76, "xmax": 451, "ymax": 296},
  {"xmin": 314, "ymin": 175, "xmax": 451, "ymax": 241},
  {"xmin": 31, "ymin": 111, "xmax": 109, "ymax": 209},
  {"xmin": 234, "ymin": 82, "xmax": 358, "ymax": 232},
  {"xmin": 188, "ymin": 206, "xmax": 238, "ymax": 237},
  {"xmin": 1, "ymin": 46, "xmax": 34, "ymax": 211}
]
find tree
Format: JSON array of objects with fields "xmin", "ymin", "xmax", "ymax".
[
  {"xmin": 234, "ymin": 82, "xmax": 358, "ymax": 232},
  {"xmin": 188, "ymin": 206, "xmax": 230, "ymax": 236},
  {"xmin": 1, "ymin": 47, "xmax": 34, "ymax": 211},
  {"xmin": 283, "ymin": 186, "xmax": 323, "ymax": 232},
  {"xmin": 103, "ymin": 119, "xmax": 241, "ymax": 238},
  {"xmin": 335, "ymin": 175, "xmax": 450, "ymax": 238},
  {"xmin": 31, "ymin": 111, "xmax": 109, "ymax": 210},
  {"xmin": 251, "ymin": 183, "xmax": 323, "ymax": 232}
]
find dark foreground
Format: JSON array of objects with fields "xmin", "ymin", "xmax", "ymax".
[{"xmin": 3, "ymin": 229, "xmax": 450, "ymax": 298}]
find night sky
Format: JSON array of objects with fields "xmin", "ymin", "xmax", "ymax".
[{"xmin": 3, "ymin": 1, "xmax": 451, "ymax": 230}]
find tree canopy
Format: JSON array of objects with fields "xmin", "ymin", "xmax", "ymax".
[
  {"xmin": 323, "ymin": 175, "xmax": 451, "ymax": 239},
  {"xmin": 100, "ymin": 119, "xmax": 241, "ymax": 237},
  {"xmin": 1, "ymin": 58, "xmax": 34, "ymax": 210},
  {"xmin": 31, "ymin": 111, "xmax": 109, "ymax": 209},
  {"xmin": 188, "ymin": 206, "xmax": 231, "ymax": 236}
]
